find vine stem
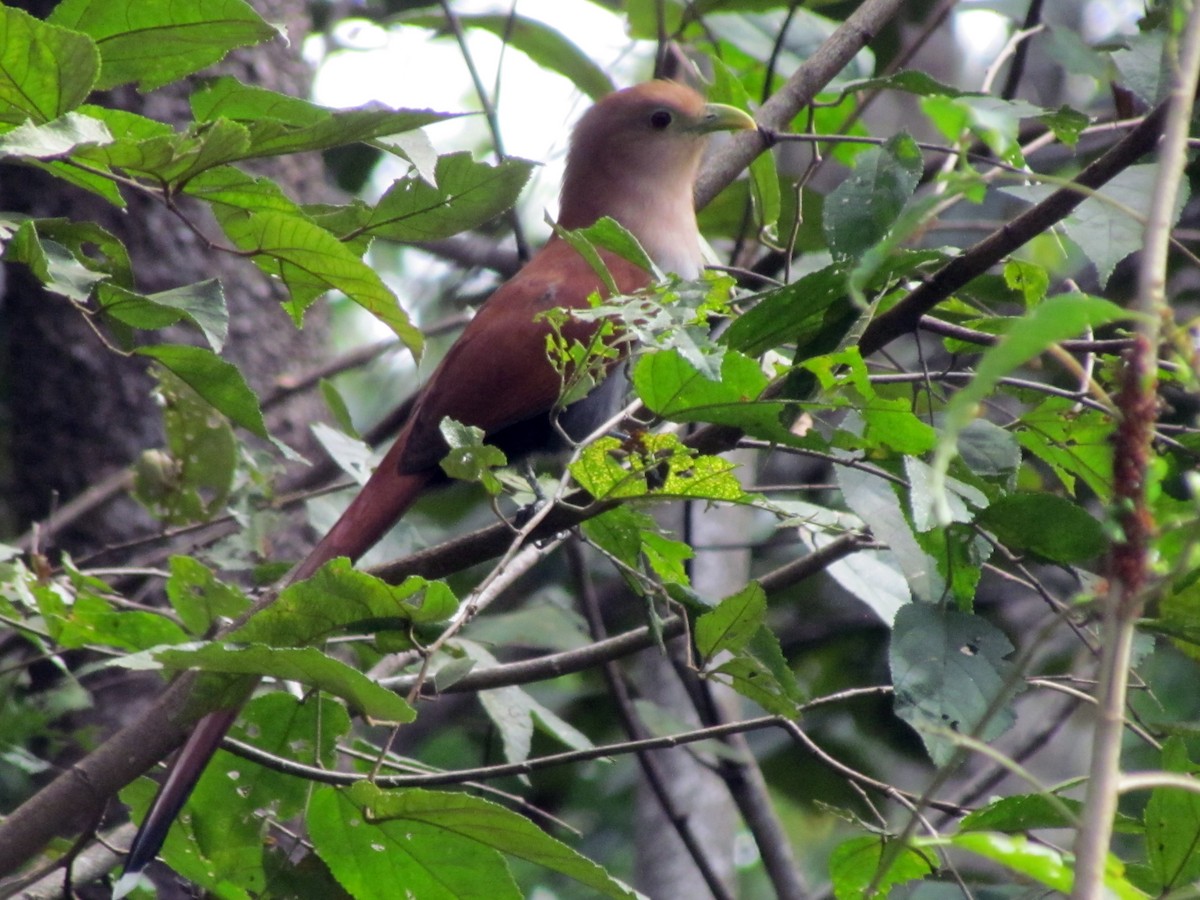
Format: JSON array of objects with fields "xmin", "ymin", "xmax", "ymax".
[{"xmin": 1070, "ymin": 3, "xmax": 1200, "ymax": 896}]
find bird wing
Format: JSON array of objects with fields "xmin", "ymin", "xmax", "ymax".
[{"xmin": 396, "ymin": 240, "xmax": 651, "ymax": 473}]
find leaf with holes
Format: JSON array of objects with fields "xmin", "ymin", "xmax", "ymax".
[{"xmin": 889, "ymin": 603, "xmax": 1017, "ymax": 766}]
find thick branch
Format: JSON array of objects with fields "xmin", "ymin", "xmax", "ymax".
[
  {"xmin": 695, "ymin": 0, "xmax": 905, "ymax": 208},
  {"xmin": 858, "ymin": 99, "xmax": 1170, "ymax": 357}
]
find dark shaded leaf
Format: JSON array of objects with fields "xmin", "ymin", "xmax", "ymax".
[{"xmin": 890, "ymin": 604, "xmax": 1017, "ymax": 765}]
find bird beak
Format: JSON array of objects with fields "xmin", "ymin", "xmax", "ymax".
[{"xmin": 694, "ymin": 102, "xmax": 757, "ymax": 134}]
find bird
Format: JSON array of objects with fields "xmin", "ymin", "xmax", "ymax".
[{"xmin": 115, "ymin": 79, "xmax": 756, "ymax": 892}]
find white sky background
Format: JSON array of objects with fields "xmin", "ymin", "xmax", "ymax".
[{"xmin": 307, "ymin": 0, "xmax": 644, "ymax": 233}]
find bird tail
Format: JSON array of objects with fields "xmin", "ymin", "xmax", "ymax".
[
  {"xmin": 284, "ymin": 466, "xmax": 433, "ymax": 584},
  {"xmin": 114, "ymin": 706, "xmax": 240, "ymax": 895},
  {"xmin": 117, "ymin": 460, "xmax": 432, "ymax": 890}
]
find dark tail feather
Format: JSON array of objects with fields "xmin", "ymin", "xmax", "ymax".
[
  {"xmin": 118, "ymin": 460, "xmax": 432, "ymax": 890},
  {"xmin": 114, "ymin": 707, "xmax": 240, "ymax": 894}
]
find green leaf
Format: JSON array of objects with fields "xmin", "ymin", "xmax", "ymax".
[
  {"xmin": 48, "ymin": 0, "xmax": 277, "ymax": 92},
  {"xmin": 318, "ymin": 379, "xmax": 358, "ymax": 437},
  {"xmin": 144, "ymin": 765, "xmax": 262, "ymax": 899},
  {"xmin": 1017, "ymin": 398, "xmax": 1113, "ymax": 500},
  {"xmin": 905, "ymin": 456, "xmax": 986, "ymax": 533},
  {"xmin": 463, "ymin": 643, "xmax": 592, "ymax": 771},
  {"xmin": 184, "ymin": 164, "xmax": 309, "ymax": 217},
  {"xmin": 364, "ymin": 153, "xmax": 534, "ymax": 243},
  {"xmin": 339, "ymin": 783, "xmax": 638, "ymax": 899},
  {"xmin": 310, "ymin": 787, "xmax": 520, "ymax": 900},
  {"xmin": 1047, "ymin": 25, "xmax": 1112, "ymax": 80},
  {"xmin": 979, "ymin": 493, "xmax": 1107, "ymax": 563},
  {"xmin": 0, "ymin": 7, "xmax": 99, "ymax": 125},
  {"xmin": 700, "ymin": 8, "xmax": 873, "ymax": 87},
  {"xmin": 145, "ymin": 694, "xmax": 349, "ymax": 897},
  {"xmin": 709, "ymin": 625, "xmax": 802, "ymax": 716},
  {"xmin": 695, "ymin": 582, "xmax": 767, "ymax": 660},
  {"xmin": 640, "ymin": 531, "xmax": 693, "ymax": 588},
  {"xmin": 156, "ymin": 643, "xmax": 415, "ymax": 723},
  {"xmin": 929, "ymin": 293, "xmax": 1128, "ymax": 524},
  {"xmin": 828, "ymin": 835, "xmax": 932, "ymax": 900},
  {"xmin": 101, "ymin": 279, "xmax": 229, "ymax": 351},
  {"xmin": 137, "ymin": 344, "xmax": 269, "ymax": 440},
  {"xmin": 1004, "ymin": 259, "xmax": 1049, "ymax": 308},
  {"xmin": 233, "ymin": 693, "xmax": 349, "ymax": 820},
  {"xmin": 166, "ymin": 556, "xmax": 251, "ymax": 636},
  {"xmin": 890, "ymin": 604, "xmax": 1017, "ymax": 766},
  {"xmin": 723, "ymin": 263, "xmax": 861, "ymax": 358},
  {"xmin": 1003, "ymin": 165, "xmax": 1189, "ymax": 287},
  {"xmin": 232, "ymin": 559, "xmax": 457, "ymax": 648},
  {"xmin": 1111, "ymin": 31, "xmax": 1171, "ymax": 105},
  {"xmin": 1039, "ymin": 104, "xmax": 1090, "ymax": 147},
  {"xmin": 311, "ymin": 423, "xmax": 374, "ymax": 487},
  {"xmin": 922, "ymin": 94, "xmax": 1044, "ymax": 163},
  {"xmin": 837, "ymin": 463, "xmax": 942, "ymax": 602},
  {"xmin": 216, "ymin": 208, "xmax": 422, "ymax": 352},
  {"xmin": 191, "ymin": 76, "xmax": 452, "ymax": 161},
  {"xmin": 960, "ymin": 793, "xmax": 1146, "ymax": 835},
  {"xmin": 31, "ymin": 157, "xmax": 125, "ymax": 206},
  {"xmin": 563, "ymin": 216, "xmax": 657, "ymax": 275},
  {"xmin": 1145, "ymin": 736, "xmax": 1200, "ymax": 891},
  {"xmin": 824, "ymin": 133, "xmax": 923, "ymax": 262},
  {"xmin": 1070, "ymin": 164, "xmax": 1187, "ymax": 286},
  {"xmin": 834, "ymin": 69, "xmax": 971, "ymax": 101},
  {"xmin": 633, "ymin": 347, "xmax": 794, "ymax": 443},
  {"xmin": 23, "ymin": 218, "xmax": 133, "ymax": 287},
  {"xmin": 957, "ymin": 417, "xmax": 1021, "ymax": 481},
  {"xmin": 70, "ymin": 104, "xmax": 235, "ymax": 186},
  {"xmin": 548, "ymin": 216, "xmax": 655, "ymax": 295},
  {"xmin": 438, "ymin": 419, "xmax": 508, "ymax": 495},
  {"xmin": 580, "ymin": 506, "xmax": 655, "ymax": 573},
  {"xmin": 397, "ymin": 12, "xmax": 614, "ymax": 101},
  {"xmin": 922, "ymin": 525, "xmax": 993, "ymax": 610},
  {"xmin": 815, "ymin": 532, "xmax": 910, "ymax": 624},
  {"xmin": 133, "ymin": 369, "xmax": 237, "ymax": 526},
  {"xmin": 569, "ymin": 433, "xmax": 744, "ymax": 503},
  {"xmin": 0, "ymin": 111, "xmax": 111, "ymax": 158},
  {"xmin": 931, "ymin": 832, "xmax": 1145, "ymax": 899},
  {"xmin": 864, "ymin": 398, "xmax": 938, "ymax": 456},
  {"xmin": 6, "ymin": 222, "xmax": 108, "ymax": 301},
  {"xmin": 39, "ymin": 589, "xmax": 189, "ymax": 652}
]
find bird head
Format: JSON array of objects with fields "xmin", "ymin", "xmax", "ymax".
[{"xmin": 558, "ymin": 80, "xmax": 756, "ymax": 276}]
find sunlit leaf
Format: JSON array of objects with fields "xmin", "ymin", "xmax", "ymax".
[
  {"xmin": 829, "ymin": 835, "xmax": 932, "ymax": 899},
  {"xmin": 49, "ymin": 0, "xmax": 277, "ymax": 91},
  {"xmin": 0, "ymin": 7, "xmax": 98, "ymax": 124}
]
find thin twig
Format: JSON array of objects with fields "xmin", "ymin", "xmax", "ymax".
[
  {"xmin": 569, "ymin": 539, "xmax": 736, "ymax": 900},
  {"xmin": 1071, "ymin": 8, "xmax": 1200, "ymax": 896}
]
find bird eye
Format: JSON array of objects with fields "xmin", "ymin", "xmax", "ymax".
[{"xmin": 649, "ymin": 109, "xmax": 673, "ymax": 129}]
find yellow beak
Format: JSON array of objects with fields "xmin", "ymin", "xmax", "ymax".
[{"xmin": 694, "ymin": 102, "xmax": 757, "ymax": 134}]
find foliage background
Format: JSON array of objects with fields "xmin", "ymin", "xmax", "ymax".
[{"xmin": 1, "ymin": 1, "xmax": 1199, "ymax": 898}]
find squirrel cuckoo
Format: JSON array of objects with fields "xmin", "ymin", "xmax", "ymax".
[{"xmin": 117, "ymin": 80, "xmax": 756, "ymax": 889}]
